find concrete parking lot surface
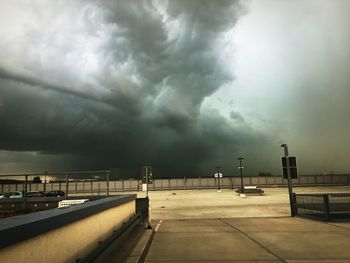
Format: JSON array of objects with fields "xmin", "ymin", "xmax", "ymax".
[
  {"xmin": 145, "ymin": 217, "xmax": 350, "ymax": 262},
  {"xmin": 147, "ymin": 188, "xmax": 290, "ymax": 219},
  {"xmin": 125, "ymin": 186, "xmax": 350, "ymax": 220},
  {"xmin": 125, "ymin": 186, "xmax": 350, "ymax": 262}
]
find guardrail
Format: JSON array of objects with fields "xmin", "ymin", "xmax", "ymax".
[
  {"xmin": 1, "ymin": 172, "xmax": 349, "ymax": 195},
  {"xmin": 295, "ymin": 193, "xmax": 350, "ymax": 221}
]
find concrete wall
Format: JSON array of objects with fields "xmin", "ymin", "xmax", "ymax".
[{"xmin": 0, "ymin": 196, "xmax": 136, "ymax": 263}]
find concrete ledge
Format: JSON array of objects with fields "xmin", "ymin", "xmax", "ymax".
[
  {"xmin": 125, "ymin": 229, "xmax": 153, "ymax": 263},
  {"xmin": 0, "ymin": 194, "xmax": 136, "ymax": 249},
  {"xmin": 0, "ymin": 195, "xmax": 137, "ymax": 263}
]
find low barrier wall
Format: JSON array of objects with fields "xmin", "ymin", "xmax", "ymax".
[{"xmin": 0, "ymin": 195, "xmax": 136, "ymax": 263}]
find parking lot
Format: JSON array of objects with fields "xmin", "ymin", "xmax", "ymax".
[
  {"xmin": 126, "ymin": 186, "xmax": 350, "ymax": 263},
  {"xmin": 123, "ymin": 186, "xmax": 350, "ymax": 219}
]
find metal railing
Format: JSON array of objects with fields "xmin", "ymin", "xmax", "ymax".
[
  {"xmin": 1, "ymin": 172, "xmax": 350, "ymax": 196},
  {"xmin": 0, "ymin": 170, "xmax": 111, "ymax": 196},
  {"xmin": 295, "ymin": 193, "xmax": 350, "ymax": 221}
]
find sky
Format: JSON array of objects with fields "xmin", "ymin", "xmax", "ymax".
[{"xmin": 0, "ymin": 0, "xmax": 349, "ymax": 177}]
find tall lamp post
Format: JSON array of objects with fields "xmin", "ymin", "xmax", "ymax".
[
  {"xmin": 237, "ymin": 157, "xmax": 245, "ymax": 197},
  {"xmin": 281, "ymin": 144, "xmax": 295, "ymax": 217}
]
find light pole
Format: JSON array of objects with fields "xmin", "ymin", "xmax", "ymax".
[
  {"xmin": 216, "ymin": 166, "xmax": 221, "ymax": 192},
  {"xmin": 237, "ymin": 157, "xmax": 244, "ymax": 196},
  {"xmin": 281, "ymin": 144, "xmax": 295, "ymax": 217},
  {"xmin": 44, "ymin": 171, "xmax": 47, "ymax": 193}
]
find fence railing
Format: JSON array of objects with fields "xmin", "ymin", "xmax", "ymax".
[
  {"xmin": 295, "ymin": 193, "xmax": 350, "ymax": 221},
  {"xmin": 0, "ymin": 172, "xmax": 349, "ymax": 195}
]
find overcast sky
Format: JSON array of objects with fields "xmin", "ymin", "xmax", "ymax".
[{"xmin": 0, "ymin": 0, "xmax": 349, "ymax": 177}]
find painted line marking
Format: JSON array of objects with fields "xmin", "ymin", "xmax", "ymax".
[{"xmin": 154, "ymin": 216, "xmax": 164, "ymax": 232}]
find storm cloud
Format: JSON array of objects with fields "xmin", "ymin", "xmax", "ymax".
[
  {"xmin": 0, "ymin": 0, "xmax": 267, "ymax": 177},
  {"xmin": 2, "ymin": 0, "xmax": 349, "ymax": 177}
]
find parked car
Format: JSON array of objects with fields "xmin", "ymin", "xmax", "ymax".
[
  {"xmin": 2, "ymin": 191, "xmax": 24, "ymax": 198},
  {"xmin": 45, "ymin": 190, "xmax": 65, "ymax": 197},
  {"xmin": 0, "ymin": 193, "xmax": 5, "ymax": 198},
  {"xmin": 26, "ymin": 191, "xmax": 45, "ymax": 197}
]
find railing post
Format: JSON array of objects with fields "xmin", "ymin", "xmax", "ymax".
[
  {"xmin": 23, "ymin": 175, "xmax": 28, "ymax": 209},
  {"xmin": 65, "ymin": 172, "xmax": 69, "ymax": 197},
  {"xmin": 314, "ymin": 174, "xmax": 317, "ymax": 186},
  {"xmin": 292, "ymin": 193, "xmax": 297, "ymax": 216},
  {"xmin": 323, "ymin": 194, "xmax": 330, "ymax": 221},
  {"xmin": 106, "ymin": 171, "xmax": 110, "ymax": 196},
  {"xmin": 90, "ymin": 180, "xmax": 93, "ymax": 194}
]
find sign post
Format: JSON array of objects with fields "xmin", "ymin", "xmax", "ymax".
[
  {"xmin": 142, "ymin": 166, "xmax": 153, "ymax": 197},
  {"xmin": 214, "ymin": 166, "xmax": 222, "ymax": 192},
  {"xmin": 281, "ymin": 144, "xmax": 297, "ymax": 217}
]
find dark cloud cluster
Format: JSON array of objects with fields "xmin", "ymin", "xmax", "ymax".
[{"xmin": 0, "ymin": 0, "xmax": 275, "ymax": 177}]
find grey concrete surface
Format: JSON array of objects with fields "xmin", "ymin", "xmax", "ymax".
[
  {"xmin": 147, "ymin": 225, "xmax": 277, "ymax": 261},
  {"xmin": 126, "ymin": 186, "xmax": 350, "ymax": 219},
  {"xmin": 123, "ymin": 187, "xmax": 350, "ymax": 262},
  {"xmin": 144, "ymin": 217, "xmax": 350, "ymax": 262},
  {"xmin": 125, "ymin": 187, "xmax": 350, "ymax": 263}
]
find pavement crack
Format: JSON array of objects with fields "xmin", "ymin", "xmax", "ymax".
[
  {"xmin": 326, "ymin": 222, "xmax": 350, "ymax": 231},
  {"xmin": 218, "ymin": 218, "xmax": 287, "ymax": 263}
]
